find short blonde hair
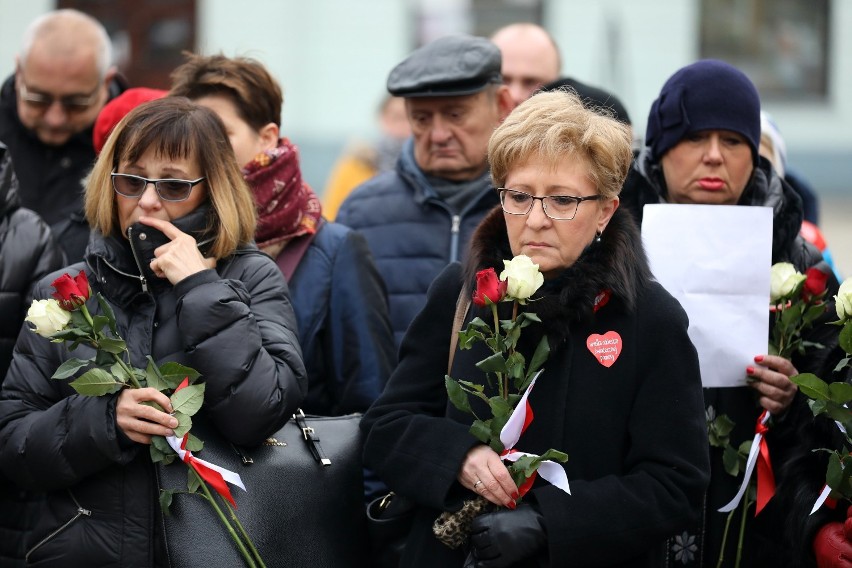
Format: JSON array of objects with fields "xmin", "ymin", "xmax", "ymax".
[
  {"xmin": 85, "ymin": 97, "xmax": 256, "ymax": 259},
  {"xmin": 488, "ymin": 90, "xmax": 633, "ymax": 200}
]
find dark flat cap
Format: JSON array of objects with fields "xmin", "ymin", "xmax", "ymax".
[{"xmin": 387, "ymin": 34, "xmax": 502, "ymax": 97}]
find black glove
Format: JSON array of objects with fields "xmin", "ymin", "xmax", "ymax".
[{"xmin": 465, "ymin": 503, "xmax": 547, "ymax": 568}]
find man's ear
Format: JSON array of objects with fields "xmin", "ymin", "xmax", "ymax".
[
  {"xmin": 258, "ymin": 122, "xmax": 279, "ymax": 152},
  {"xmin": 495, "ymin": 85, "xmax": 513, "ymax": 123},
  {"xmin": 103, "ymin": 65, "xmax": 118, "ymax": 86}
]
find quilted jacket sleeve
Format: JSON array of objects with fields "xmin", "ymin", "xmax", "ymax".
[{"xmin": 172, "ymin": 253, "xmax": 308, "ymax": 446}]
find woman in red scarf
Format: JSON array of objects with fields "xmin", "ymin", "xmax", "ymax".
[{"xmin": 171, "ymin": 54, "xmax": 395, "ymax": 418}]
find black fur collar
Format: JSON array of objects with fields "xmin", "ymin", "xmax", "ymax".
[{"xmin": 464, "ymin": 205, "xmax": 652, "ymax": 341}]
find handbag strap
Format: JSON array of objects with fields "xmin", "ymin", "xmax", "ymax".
[
  {"xmin": 448, "ymin": 287, "xmax": 471, "ymax": 375},
  {"xmin": 274, "ymin": 219, "xmax": 325, "ymax": 281},
  {"xmin": 294, "ymin": 409, "xmax": 332, "ymax": 467}
]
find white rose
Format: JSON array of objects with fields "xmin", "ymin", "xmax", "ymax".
[
  {"xmin": 500, "ymin": 255, "xmax": 544, "ymax": 301},
  {"xmin": 25, "ymin": 299, "xmax": 71, "ymax": 338},
  {"xmin": 835, "ymin": 278, "xmax": 852, "ymax": 321},
  {"xmin": 769, "ymin": 262, "xmax": 805, "ymax": 304}
]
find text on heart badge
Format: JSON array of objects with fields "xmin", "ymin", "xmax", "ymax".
[{"xmin": 586, "ymin": 331, "xmax": 622, "ymax": 368}]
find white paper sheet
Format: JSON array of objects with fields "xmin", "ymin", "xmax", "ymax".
[{"xmin": 641, "ymin": 204, "xmax": 773, "ymax": 388}]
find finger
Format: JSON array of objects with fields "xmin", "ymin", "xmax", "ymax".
[
  {"xmin": 132, "ymin": 387, "xmax": 175, "ymax": 412},
  {"xmin": 754, "ymin": 354, "xmax": 797, "ymax": 377},
  {"xmin": 138, "ymin": 216, "xmax": 183, "ymax": 240}
]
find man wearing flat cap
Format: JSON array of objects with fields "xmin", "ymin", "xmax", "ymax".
[{"xmin": 337, "ymin": 34, "xmax": 512, "ymax": 348}]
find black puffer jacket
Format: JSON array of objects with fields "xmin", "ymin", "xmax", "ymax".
[
  {"xmin": 0, "ymin": 142, "xmax": 65, "ymax": 379},
  {"xmin": 0, "ymin": 205, "xmax": 307, "ymax": 567},
  {"xmin": 0, "ymin": 143, "xmax": 64, "ymax": 567},
  {"xmin": 621, "ymin": 150, "xmax": 840, "ymax": 567}
]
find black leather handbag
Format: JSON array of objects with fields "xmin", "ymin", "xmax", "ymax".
[{"xmin": 157, "ymin": 410, "xmax": 368, "ymax": 568}]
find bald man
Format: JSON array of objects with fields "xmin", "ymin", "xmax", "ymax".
[
  {"xmin": 490, "ymin": 23, "xmax": 561, "ymax": 107},
  {"xmin": 0, "ymin": 9, "xmax": 126, "ymax": 263}
]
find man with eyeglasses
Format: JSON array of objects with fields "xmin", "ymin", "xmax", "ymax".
[
  {"xmin": 0, "ymin": 9, "xmax": 126, "ymax": 264},
  {"xmin": 336, "ymin": 35, "xmax": 513, "ymax": 349}
]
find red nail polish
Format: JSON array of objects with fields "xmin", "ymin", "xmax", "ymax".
[
  {"xmin": 512, "ymin": 491, "xmax": 519, "ymax": 500},
  {"xmin": 754, "ymin": 355, "xmax": 764, "ymax": 363},
  {"xmin": 507, "ymin": 501, "xmax": 516, "ymax": 510},
  {"xmin": 746, "ymin": 366, "xmax": 755, "ymax": 375}
]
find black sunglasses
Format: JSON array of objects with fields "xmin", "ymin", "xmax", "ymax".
[{"xmin": 111, "ymin": 173, "xmax": 206, "ymax": 202}]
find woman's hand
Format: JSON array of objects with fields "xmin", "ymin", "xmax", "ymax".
[
  {"xmin": 139, "ymin": 216, "xmax": 214, "ymax": 284},
  {"xmin": 458, "ymin": 445, "xmax": 517, "ymax": 508},
  {"xmin": 116, "ymin": 387, "xmax": 178, "ymax": 444},
  {"xmin": 746, "ymin": 354, "xmax": 798, "ymax": 414}
]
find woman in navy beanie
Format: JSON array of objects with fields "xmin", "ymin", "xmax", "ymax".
[{"xmin": 621, "ymin": 59, "xmax": 842, "ymax": 567}]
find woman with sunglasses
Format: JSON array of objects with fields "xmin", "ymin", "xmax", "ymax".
[
  {"xmin": 361, "ymin": 90, "xmax": 709, "ymax": 567},
  {"xmin": 0, "ymin": 97, "xmax": 307, "ymax": 567}
]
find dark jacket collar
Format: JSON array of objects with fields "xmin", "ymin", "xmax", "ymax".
[
  {"xmin": 464, "ymin": 205, "xmax": 652, "ymax": 342},
  {"xmin": 0, "ymin": 143, "xmax": 19, "ymax": 218}
]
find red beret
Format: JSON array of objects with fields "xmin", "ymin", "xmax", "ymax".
[{"xmin": 93, "ymin": 87, "xmax": 168, "ymax": 155}]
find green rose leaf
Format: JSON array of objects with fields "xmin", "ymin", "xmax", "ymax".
[
  {"xmin": 69, "ymin": 368, "xmax": 124, "ymax": 396},
  {"xmin": 173, "ymin": 411, "xmax": 192, "ymax": 439},
  {"xmin": 146, "ymin": 357, "xmax": 171, "ymax": 392},
  {"xmin": 51, "ymin": 357, "xmax": 92, "ymax": 379},
  {"xmin": 538, "ymin": 448, "xmax": 569, "ymax": 463},
  {"xmin": 834, "ymin": 356, "xmax": 851, "ymax": 374},
  {"xmin": 487, "ymin": 396, "xmax": 513, "ymax": 418},
  {"xmin": 159, "ymin": 489, "xmax": 174, "ymax": 515},
  {"xmin": 187, "ymin": 470, "xmax": 201, "ymax": 493},
  {"xmin": 527, "ymin": 336, "xmax": 550, "ymax": 377},
  {"xmin": 170, "ymin": 384, "xmax": 205, "ymax": 417},
  {"xmin": 98, "ymin": 337, "xmax": 127, "ymax": 355},
  {"xmin": 829, "ymin": 382, "xmax": 852, "ymax": 405},
  {"xmin": 158, "ymin": 362, "xmax": 202, "ymax": 390},
  {"xmin": 827, "ymin": 452, "xmax": 845, "ymax": 490},
  {"xmin": 184, "ymin": 433, "xmax": 204, "ymax": 452},
  {"xmin": 792, "ymin": 373, "xmax": 831, "ymax": 401},
  {"xmin": 476, "ymin": 352, "xmax": 509, "ymax": 374},
  {"xmin": 446, "ymin": 377, "xmax": 473, "ymax": 414},
  {"xmin": 469, "ymin": 419, "xmax": 491, "ymax": 444},
  {"xmin": 722, "ymin": 444, "xmax": 741, "ymax": 477},
  {"xmin": 841, "ymin": 321, "xmax": 852, "ymax": 355},
  {"xmin": 96, "ymin": 293, "xmax": 118, "ymax": 334},
  {"xmin": 92, "ymin": 315, "xmax": 110, "ymax": 334},
  {"xmin": 70, "ymin": 310, "xmax": 92, "ymax": 334}
]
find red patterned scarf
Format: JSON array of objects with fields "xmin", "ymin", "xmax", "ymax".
[{"xmin": 243, "ymin": 138, "xmax": 322, "ymax": 248}]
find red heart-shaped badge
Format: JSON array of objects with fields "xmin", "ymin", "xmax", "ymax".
[{"xmin": 586, "ymin": 331, "xmax": 622, "ymax": 368}]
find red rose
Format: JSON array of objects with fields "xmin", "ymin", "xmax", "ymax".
[
  {"xmin": 52, "ymin": 271, "xmax": 91, "ymax": 310},
  {"xmin": 802, "ymin": 266, "xmax": 829, "ymax": 301},
  {"xmin": 472, "ymin": 268, "xmax": 507, "ymax": 307}
]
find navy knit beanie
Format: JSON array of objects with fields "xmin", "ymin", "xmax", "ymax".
[{"xmin": 645, "ymin": 59, "xmax": 761, "ymax": 164}]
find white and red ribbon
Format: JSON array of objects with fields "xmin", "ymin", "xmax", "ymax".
[
  {"xmin": 166, "ymin": 433, "xmax": 247, "ymax": 507},
  {"xmin": 498, "ymin": 371, "xmax": 571, "ymax": 496},
  {"xmin": 809, "ymin": 419, "xmax": 847, "ymax": 515},
  {"xmin": 718, "ymin": 410, "xmax": 775, "ymax": 515},
  {"xmin": 165, "ymin": 377, "xmax": 246, "ymax": 507}
]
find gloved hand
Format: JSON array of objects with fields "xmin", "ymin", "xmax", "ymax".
[
  {"xmin": 814, "ymin": 515, "xmax": 852, "ymax": 568},
  {"xmin": 465, "ymin": 503, "xmax": 546, "ymax": 568}
]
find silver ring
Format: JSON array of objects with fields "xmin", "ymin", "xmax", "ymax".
[{"xmin": 473, "ymin": 480, "xmax": 483, "ymax": 490}]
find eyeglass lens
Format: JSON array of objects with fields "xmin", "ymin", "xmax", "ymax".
[
  {"xmin": 500, "ymin": 190, "xmax": 581, "ymax": 219},
  {"xmin": 112, "ymin": 174, "xmax": 195, "ymax": 201},
  {"xmin": 19, "ymin": 83, "xmax": 98, "ymax": 112}
]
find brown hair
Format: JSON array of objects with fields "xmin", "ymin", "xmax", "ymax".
[
  {"xmin": 169, "ymin": 52, "xmax": 282, "ymax": 130},
  {"xmin": 488, "ymin": 90, "xmax": 632, "ymax": 200},
  {"xmin": 85, "ymin": 97, "xmax": 257, "ymax": 259}
]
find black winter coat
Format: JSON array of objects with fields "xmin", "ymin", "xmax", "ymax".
[
  {"xmin": 0, "ymin": 205, "xmax": 307, "ymax": 567},
  {"xmin": 0, "ymin": 75, "xmax": 127, "ymax": 264},
  {"xmin": 620, "ymin": 150, "xmax": 840, "ymax": 567},
  {"xmin": 362, "ymin": 206, "xmax": 710, "ymax": 567},
  {"xmin": 0, "ymin": 142, "xmax": 64, "ymax": 567}
]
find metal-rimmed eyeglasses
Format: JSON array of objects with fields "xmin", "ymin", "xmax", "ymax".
[
  {"xmin": 498, "ymin": 188, "xmax": 602, "ymax": 221},
  {"xmin": 18, "ymin": 82, "xmax": 101, "ymax": 113},
  {"xmin": 111, "ymin": 173, "xmax": 206, "ymax": 202}
]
